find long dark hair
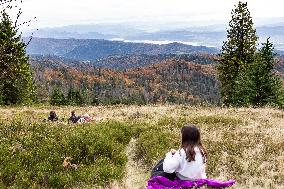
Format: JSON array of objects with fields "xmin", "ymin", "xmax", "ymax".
[{"xmin": 181, "ymin": 124, "xmax": 207, "ymax": 163}]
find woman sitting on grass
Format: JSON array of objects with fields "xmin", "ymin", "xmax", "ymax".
[
  {"xmin": 147, "ymin": 125, "xmax": 235, "ymax": 188},
  {"xmin": 163, "ymin": 124, "xmax": 207, "ymax": 180}
]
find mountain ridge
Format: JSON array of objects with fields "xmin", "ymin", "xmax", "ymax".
[{"xmin": 25, "ymin": 37, "xmax": 218, "ymax": 61}]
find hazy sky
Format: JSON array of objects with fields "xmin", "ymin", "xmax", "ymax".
[{"xmin": 11, "ymin": 0, "xmax": 284, "ymax": 28}]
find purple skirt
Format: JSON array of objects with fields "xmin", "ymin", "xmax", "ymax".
[{"xmin": 145, "ymin": 176, "xmax": 236, "ymax": 189}]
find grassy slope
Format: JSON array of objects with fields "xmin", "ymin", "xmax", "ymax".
[{"xmin": 0, "ymin": 105, "xmax": 283, "ymax": 188}]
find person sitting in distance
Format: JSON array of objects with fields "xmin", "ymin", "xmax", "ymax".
[
  {"xmin": 47, "ymin": 111, "xmax": 58, "ymax": 122},
  {"xmin": 68, "ymin": 111, "xmax": 81, "ymax": 124}
]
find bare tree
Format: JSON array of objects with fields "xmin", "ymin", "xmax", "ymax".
[{"xmin": 0, "ymin": 0, "xmax": 37, "ymax": 46}]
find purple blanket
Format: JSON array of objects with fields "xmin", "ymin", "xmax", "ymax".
[{"xmin": 146, "ymin": 176, "xmax": 236, "ymax": 189}]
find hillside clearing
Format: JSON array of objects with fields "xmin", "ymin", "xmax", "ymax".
[{"xmin": 0, "ymin": 105, "xmax": 283, "ymax": 188}]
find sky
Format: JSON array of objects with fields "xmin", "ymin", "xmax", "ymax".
[{"xmin": 5, "ymin": 0, "xmax": 284, "ymax": 29}]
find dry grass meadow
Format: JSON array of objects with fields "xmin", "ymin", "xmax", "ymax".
[{"xmin": 0, "ymin": 105, "xmax": 283, "ymax": 188}]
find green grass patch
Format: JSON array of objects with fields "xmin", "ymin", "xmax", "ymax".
[
  {"xmin": 135, "ymin": 128, "xmax": 180, "ymax": 167},
  {"xmin": 0, "ymin": 120, "xmax": 132, "ymax": 188}
]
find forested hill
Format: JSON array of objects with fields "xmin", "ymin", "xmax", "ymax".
[
  {"xmin": 25, "ymin": 37, "xmax": 218, "ymax": 61},
  {"xmin": 92, "ymin": 53, "xmax": 216, "ymax": 69},
  {"xmin": 31, "ymin": 53, "xmax": 217, "ymax": 70},
  {"xmin": 30, "ymin": 55, "xmax": 220, "ymax": 105}
]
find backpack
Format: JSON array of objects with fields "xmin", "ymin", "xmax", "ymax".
[{"xmin": 151, "ymin": 158, "xmax": 177, "ymax": 181}]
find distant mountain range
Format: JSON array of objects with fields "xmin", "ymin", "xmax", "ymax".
[
  {"xmin": 25, "ymin": 38, "xmax": 218, "ymax": 61},
  {"xmin": 23, "ymin": 22, "xmax": 284, "ymax": 51},
  {"xmin": 276, "ymin": 50, "xmax": 284, "ymax": 56}
]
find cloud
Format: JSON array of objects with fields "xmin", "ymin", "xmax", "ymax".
[{"xmin": 15, "ymin": 0, "xmax": 284, "ymax": 28}]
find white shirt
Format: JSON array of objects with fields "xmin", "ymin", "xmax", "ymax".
[{"xmin": 163, "ymin": 147, "xmax": 207, "ymax": 180}]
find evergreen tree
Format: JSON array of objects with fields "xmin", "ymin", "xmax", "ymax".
[
  {"xmin": 230, "ymin": 39, "xmax": 284, "ymax": 107},
  {"xmin": 217, "ymin": 1, "xmax": 258, "ymax": 105},
  {"xmin": 255, "ymin": 38, "xmax": 284, "ymax": 106},
  {"xmin": 50, "ymin": 87, "xmax": 65, "ymax": 105},
  {"xmin": 0, "ymin": 11, "xmax": 34, "ymax": 105}
]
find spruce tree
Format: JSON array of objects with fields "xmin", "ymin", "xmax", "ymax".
[
  {"xmin": 254, "ymin": 38, "xmax": 282, "ymax": 106},
  {"xmin": 217, "ymin": 1, "xmax": 258, "ymax": 105},
  {"xmin": 228, "ymin": 38, "xmax": 284, "ymax": 107},
  {"xmin": 254, "ymin": 39, "xmax": 283, "ymax": 106},
  {"xmin": 0, "ymin": 11, "xmax": 34, "ymax": 105}
]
